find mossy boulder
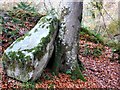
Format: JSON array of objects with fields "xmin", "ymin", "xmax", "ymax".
[{"xmin": 2, "ymin": 14, "xmax": 58, "ymax": 82}]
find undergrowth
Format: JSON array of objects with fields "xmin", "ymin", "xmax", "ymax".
[
  {"xmin": 80, "ymin": 27, "xmax": 120, "ymax": 62},
  {"xmin": 80, "ymin": 27, "xmax": 104, "ymax": 44},
  {"xmin": 1, "ymin": 2, "xmax": 43, "ymax": 51}
]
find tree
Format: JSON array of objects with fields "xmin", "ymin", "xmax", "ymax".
[{"xmin": 51, "ymin": 0, "xmax": 86, "ymax": 81}]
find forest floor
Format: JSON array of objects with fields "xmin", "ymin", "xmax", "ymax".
[
  {"xmin": 0, "ymin": 11, "xmax": 120, "ymax": 89},
  {"xmin": 0, "ymin": 34, "xmax": 120, "ymax": 89}
]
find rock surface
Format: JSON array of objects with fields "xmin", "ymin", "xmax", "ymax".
[{"xmin": 2, "ymin": 14, "xmax": 58, "ymax": 82}]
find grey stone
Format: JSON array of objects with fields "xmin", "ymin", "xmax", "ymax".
[
  {"xmin": 114, "ymin": 34, "xmax": 120, "ymax": 43},
  {"xmin": 2, "ymin": 14, "xmax": 58, "ymax": 82}
]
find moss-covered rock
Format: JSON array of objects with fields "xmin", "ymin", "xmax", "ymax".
[{"xmin": 2, "ymin": 14, "xmax": 58, "ymax": 82}]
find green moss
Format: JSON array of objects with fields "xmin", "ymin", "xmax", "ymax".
[
  {"xmin": 71, "ymin": 65, "xmax": 86, "ymax": 81},
  {"xmin": 39, "ymin": 17, "xmax": 46, "ymax": 24},
  {"xmin": 107, "ymin": 20, "xmax": 120, "ymax": 35},
  {"xmin": 9, "ymin": 61, "xmax": 16, "ymax": 71},
  {"xmin": 61, "ymin": 7, "xmax": 70, "ymax": 18},
  {"xmin": 23, "ymin": 49, "xmax": 34, "ymax": 53},
  {"xmin": 34, "ymin": 29, "xmax": 38, "ymax": 32},
  {"xmin": 33, "ymin": 18, "xmax": 58, "ymax": 60},
  {"xmin": 15, "ymin": 36, "xmax": 25, "ymax": 42},
  {"xmin": 8, "ymin": 51, "xmax": 17, "ymax": 60},
  {"xmin": 52, "ymin": 38, "xmax": 64, "ymax": 75},
  {"xmin": 41, "ymin": 24, "xmax": 45, "ymax": 28},
  {"xmin": 33, "ymin": 35, "xmax": 51, "ymax": 60},
  {"xmin": 25, "ymin": 56, "xmax": 31, "ymax": 60},
  {"xmin": 2, "ymin": 54, "xmax": 11, "ymax": 69},
  {"xmin": 7, "ymin": 59, "xmax": 33, "ymax": 76},
  {"xmin": 9, "ymin": 45, "xmax": 14, "ymax": 49},
  {"xmin": 7, "ymin": 51, "xmax": 31, "ymax": 62},
  {"xmin": 15, "ymin": 32, "xmax": 31, "ymax": 43},
  {"xmin": 80, "ymin": 27, "xmax": 104, "ymax": 44}
]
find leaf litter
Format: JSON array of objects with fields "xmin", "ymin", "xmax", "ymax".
[{"xmin": 0, "ymin": 11, "xmax": 120, "ymax": 89}]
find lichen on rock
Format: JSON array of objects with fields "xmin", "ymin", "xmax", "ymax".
[{"xmin": 2, "ymin": 14, "xmax": 59, "ymax": 82}]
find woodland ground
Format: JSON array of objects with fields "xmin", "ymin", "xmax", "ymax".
[{"xmin": 0, "ymin": 10, "xmax": 120, "ymax": 89}]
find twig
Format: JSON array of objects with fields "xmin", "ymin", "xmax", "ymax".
[
  {"xmin": 43, "ymin": 0, "xmax": 48, "ymax": 13},
  {"xmin": 103, "ymin": 7, "xmax": 115, "ymax": 22},
  {"xmin": 100, "ymin": 12, "xmax": 113, "ymax": 40}
]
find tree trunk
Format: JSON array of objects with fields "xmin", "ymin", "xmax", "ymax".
[{"xmin": 52, "ymin": 0, "xmax": 86, "ymax": 81}]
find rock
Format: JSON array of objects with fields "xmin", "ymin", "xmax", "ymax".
[
  {"xmin": 2, "ymin": 14, "xmax": 58, "ymax": 82},
  {"xmin": 114, "ymin": 34, "xmax": 120, "ymax": 42}
]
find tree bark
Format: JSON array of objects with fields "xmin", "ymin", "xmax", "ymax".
[{"xmin": 52, "ymin": 0, "xmax": 86, "ymax": 81}]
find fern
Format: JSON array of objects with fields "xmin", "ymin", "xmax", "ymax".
[
  {"xmin": 13, "ymin": 2, "xmax": 36, "ymax": 13},
  {"xmin": 80, "ymin": 27, "xmax": 104, "ymax": 44}
]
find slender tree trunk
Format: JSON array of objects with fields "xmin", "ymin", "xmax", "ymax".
[{"xmin": 52, "ymin": 0, "xmax": 86, "ymax": 81}]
